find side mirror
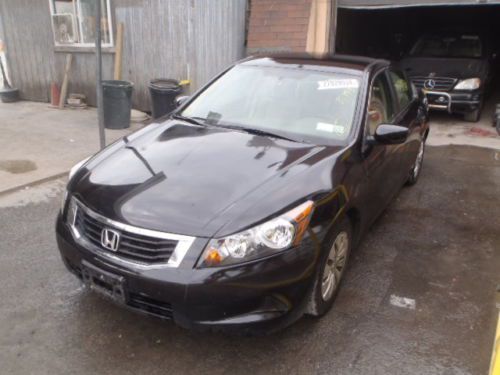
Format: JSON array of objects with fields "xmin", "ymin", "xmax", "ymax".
[
  {"xmin": 176, "ymin": 95, "xmax": 190, "ymax": 107},
  {"xmin": 374, "ymin": 124, "xmax": 409, "ymax": 145}
]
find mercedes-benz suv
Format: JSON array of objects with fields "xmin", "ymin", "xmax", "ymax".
[{"xmin": 401, "ymin": 33, "xmax": 492, "ymax": 122}]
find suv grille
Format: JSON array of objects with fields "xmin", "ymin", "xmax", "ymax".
[
  {"xmin": 411, "ymin": 76, "xmax": 458, "ymax": 92},
  {"xmin": 72, "ymin": 202, "xmax": 179, "ymax": 265}
]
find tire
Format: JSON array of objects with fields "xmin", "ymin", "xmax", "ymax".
[
  {"xmin": 464, "ymin": 109, "xmax": 481, "ymax": 122},
  {"xmin": 406, "ymin": 139, "xmax": 425, "ymax": 186},
  {"xmin": 306, "ymin": 218, "xmax": 352, "ymax": 317}
]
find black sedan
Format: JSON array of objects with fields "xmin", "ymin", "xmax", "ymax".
[{"xmin": 56, "ymin": 54, "xmax": 429, "ymax": 332}]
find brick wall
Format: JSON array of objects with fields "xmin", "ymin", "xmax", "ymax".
[{"xmin": 247, "ymin": 0, "xmax": 312, "ymax": 54}]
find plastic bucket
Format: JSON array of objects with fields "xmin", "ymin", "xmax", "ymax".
[{"xmin": 148, "ymin": 79, "xmax": 182, "ymax": 119}]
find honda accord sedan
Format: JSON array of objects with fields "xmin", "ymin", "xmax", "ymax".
[{"xmin": 56, "ymin": 54, "xmax": 429, "ymax": 332}]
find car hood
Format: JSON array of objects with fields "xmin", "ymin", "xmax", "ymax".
[
  {"xmin": 72, "ymin": 120, "xmax": 342, "ymax": 238},
  {"xmin": 401, "ymin": 57, "xmax": 489, "ymax": 79}
]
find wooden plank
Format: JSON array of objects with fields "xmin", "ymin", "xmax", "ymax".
[
  {"xmin": 59, "ymin": 53, "xmax": 72, "ymax": 109},
  {"xmin": 113, "ymin": 22, "xmax": 124, "ymax": 80}
]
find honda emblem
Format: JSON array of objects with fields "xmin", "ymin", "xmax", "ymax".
[{"xmin": 101, "ymin": 228, "xmax": 120, "ymax": 252}]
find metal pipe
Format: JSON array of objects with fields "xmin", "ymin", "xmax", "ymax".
[{"xmin": 95, "ymin": 0, "xmax": 105, "ymax": 149}]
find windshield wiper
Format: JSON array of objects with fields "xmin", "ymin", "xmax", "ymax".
[
  {"xmin": 172, "ymin": 114, "xmax": 207, "ymax": 126},
  {"xmin": 219, "ymin": 124, "xmax": 299, "ymax": 142},
  {"xmin": 174, "ymin": 114, "xmax": 301, "ymax": 142}
]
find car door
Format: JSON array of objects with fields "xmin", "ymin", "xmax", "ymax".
[
  {"xmin": 388, "ymin": 68, "xmax": 425, "ymax": 180},
  {"xmin": 361, "ymin": 69, "xmax": 402, "ymax": 224}
]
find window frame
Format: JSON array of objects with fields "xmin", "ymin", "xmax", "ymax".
[
  {"xmin": 388, "ymin": 68, "xmax": 413, "ymax": 117},
  {"xmin": 364, "ymin": 68, "xmax": 396, "ymax": 139},
  {"xmin": 49, "ymin": 0, "xmax": 114, "ymax": 49}
]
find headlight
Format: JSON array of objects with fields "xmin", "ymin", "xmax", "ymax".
[
  {"xmin": 455, "ymin": 78, "xmax": 481, "ymax": 90},
  {"xmin": 198, "ymin": 200, "xmax": 314, "ymax": 267},
  {"xmin": 63, "ymin": 157, "xmax": 90, "ymax": 213},
  {"xmin": 61, "ymin": 189, "xmax": 68, "ymax": 213},
  {"xmin": 68, "ymin": 157, "xmax": 90, "ymax": 180}
]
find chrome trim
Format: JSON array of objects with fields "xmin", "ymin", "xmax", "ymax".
[
  {"xmin": 411, "ymin": 76, "xmax": 458, "ymax": 91},
  {"xmin": 68, "ymin": 197, "xmax": 195, "ymax": 269},
  {"xmin": 423, "ymin": 90, "xmax": 452, "ymax": 113},
  {"xmin": 428, "ymin": 104, "xmax": 449, "ymax": 111}
]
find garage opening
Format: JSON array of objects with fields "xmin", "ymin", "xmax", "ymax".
[{"xmin": 335, "ymin": 3, "xmax": 500, "ymax": 127}]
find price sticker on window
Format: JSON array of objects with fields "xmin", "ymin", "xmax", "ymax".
[
  {"xmin": 317, "ymin": 79, "xmax": 359, "ymax": 91},
  {"xmin": 316, "ymin": 122, "xmax": 345, "ymax": 134}
]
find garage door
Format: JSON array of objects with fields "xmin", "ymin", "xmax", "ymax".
[
  {"xmin": 335, "ymin": 0, "xmax": 500, "ymax": 123},
  {"xmin": 335, "ymin": 3, "xmax": 500, "ymax": 60}
]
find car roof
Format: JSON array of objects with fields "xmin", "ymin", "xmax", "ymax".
[{"xmin": 240, "ymin": 53, "xmax": 390, "ymax": 75}]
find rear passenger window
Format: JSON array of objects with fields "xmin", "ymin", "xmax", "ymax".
[{"xmin": 389, "ymin": 71, "xmax": 411, "ymax": 111}]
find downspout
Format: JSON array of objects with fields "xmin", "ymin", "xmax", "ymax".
[{"xmin": 306, "ymin": 0, "xmax": 336, "ymax": 55}]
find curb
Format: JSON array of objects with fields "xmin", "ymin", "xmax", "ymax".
[{"xmin": 0, "ymin": 172, "xmax": 68, "ymax": 197}]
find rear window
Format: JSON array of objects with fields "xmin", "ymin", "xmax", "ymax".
[{"xmin": 410, "ymin": 35, "xmax": 483, "ymax": 58}]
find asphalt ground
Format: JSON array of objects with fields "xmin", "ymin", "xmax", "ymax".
[{"xmin": 0, "ymin": 145, "xmax": 499, "ymax": 375}]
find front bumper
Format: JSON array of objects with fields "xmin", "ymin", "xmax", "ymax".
[
  {"xmin": 55, "ymin": 214, "xmax": 319, "ymax": 332},
  {"xmin": 424, "ymin": 89, "xmax": 482, "ymax": 114}
]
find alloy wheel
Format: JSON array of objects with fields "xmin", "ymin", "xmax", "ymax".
[{"xmin": 321, "ymin": 231, "xmax": 349, "ymax": 301}]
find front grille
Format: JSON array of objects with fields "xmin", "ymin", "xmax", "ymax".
[
  {"xmin": 411, "ymin": 76, "xmax": 458, "ymax": 92},
  {"xmin": 73, "ymin": 204, "xmax": 178, "ymax": 265}
]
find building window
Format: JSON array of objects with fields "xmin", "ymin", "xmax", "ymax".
[{"xmin": 49, "ymin": 0, "xmax": 113, "ymax": 48}]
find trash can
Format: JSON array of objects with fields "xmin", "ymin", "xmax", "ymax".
[
  {"xmin": 148, "ymin": 79, "xmax": 182, "ymax": 119},
  {"xmin": 102, "ymin": 80, "xmax": 133, "ymax": 129},
  {"xmin": 0, "ymin": 87, "xmax": 20, "ymax": 103}
]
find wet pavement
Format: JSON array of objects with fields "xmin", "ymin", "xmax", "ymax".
[
  {"xmin": 0, "ymin": 101, "xmax": 143, "ymax": 194},
  {"xmin": 0, "ymin": 145, "xmax": 498, "ymax": 375}
]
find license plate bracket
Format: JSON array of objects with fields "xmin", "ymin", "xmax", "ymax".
[{"xmin": 81, "ymin": 260, "xmax": 127, "ymax": 304}]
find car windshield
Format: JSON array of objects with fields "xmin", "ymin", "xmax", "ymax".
[
  {"xmin": 410, "ymin": 35, "xmax": 483, "ymax": 58},
  {"xmin": 181, "ymin": 64, "xmax": 361, "ymax": 144}
]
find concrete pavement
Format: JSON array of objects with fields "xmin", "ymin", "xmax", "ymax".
[
  {"xmin": 0, "ymin": 99, "xmax": 499, "ymax": 374},
  {"xmin": 0, "ymin": 101, "xmax": 143, "ymax": 194},
  {"xmin": 0, "ymin": 145, "xmax": 498, "ymax": 375}
]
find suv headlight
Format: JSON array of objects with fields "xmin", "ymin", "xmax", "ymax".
[
  {"xmin": 455, "ymin": 78, "xmax": 481, "ymax": 90},
  {"xmin": 198, "ymin": 201, "xmax": 314, "ymax": 267}
]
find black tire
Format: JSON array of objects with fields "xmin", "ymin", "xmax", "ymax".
[
  {"xmin": 464, "ymin": 109, "xmax": 481, "ymax": 122},
  {"xmin": 306, "ymin": 218, "xmax": 352, "ymax": 317},
  {"xmin": 406, "ymin": 139, "xmax": 425, "ymax": 186}
]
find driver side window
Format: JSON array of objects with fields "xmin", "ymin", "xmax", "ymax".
[{"xmin": 367, "ymin": 73, "xmax": 394, "ymax": 136}]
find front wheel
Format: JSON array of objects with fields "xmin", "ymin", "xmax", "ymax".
[
  {"xmin": 464, "ymin": 108, "xmax": 481, "ymax": 122},
  {"xmin": 406, "ymin": 139, "xmax": 425, "ymax": 186},
  {"xmin": 306, "ymin": 219, "xmax": 352, "ymax": 317}
]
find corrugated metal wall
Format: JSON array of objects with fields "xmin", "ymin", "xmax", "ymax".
[{"xmin": 0, "ymin": 0, "xmax": 247, "ymax": 111}]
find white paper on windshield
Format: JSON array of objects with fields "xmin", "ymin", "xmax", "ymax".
[
  {"xmin": 317, "ymin": 79, "xmax": 359, "ymax": 91},
  {"xmin": 316, "ymin": 122, "xmax": 345, "ymax": 134}
]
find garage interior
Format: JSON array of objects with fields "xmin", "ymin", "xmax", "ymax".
[{"xmin": 335, "ymin": 3, "xmax": 500, "ymax": 125}]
